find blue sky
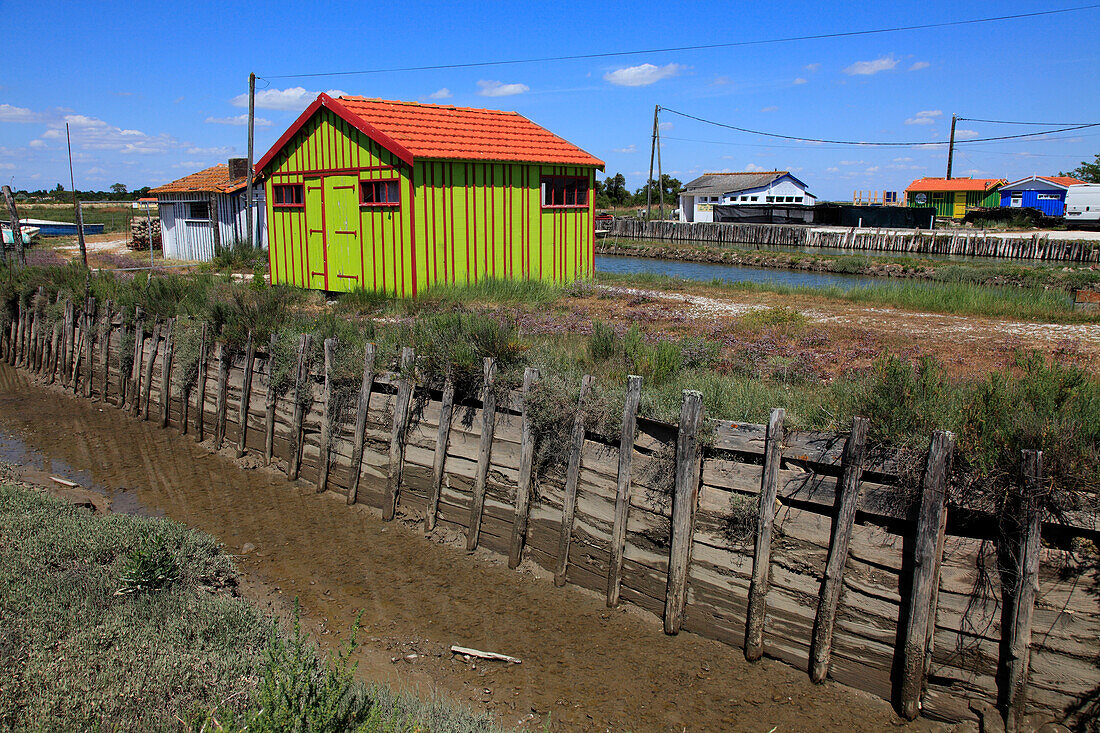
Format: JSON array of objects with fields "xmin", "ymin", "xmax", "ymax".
[{"xmin": 3, "ymin": 1, "xmax": 1098, "ymax": 200}]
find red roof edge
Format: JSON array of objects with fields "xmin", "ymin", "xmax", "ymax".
[{"xmin": 255, "ymin": 93, "xmax": 416, "ymax": 175}]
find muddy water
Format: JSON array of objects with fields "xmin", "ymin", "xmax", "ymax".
[{"xmin": 0, "ymin": 365, "xmax": 942, "ymax": 732}]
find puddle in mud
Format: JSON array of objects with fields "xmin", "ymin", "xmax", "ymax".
[{"xmin": 0, "ymin": 364, "xmax": 942, "ymax": 732}]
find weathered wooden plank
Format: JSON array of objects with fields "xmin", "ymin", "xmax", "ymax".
[
  {"xmin": 466, "ymin": 357, "xmax": 498, "ymax": 550},
  {"xmin": 159, "ymin": 319, "xmax": 175, "ymax": 428},
  {"xmin": 745, "ymin": 407, "xmax": 786, "ymax": 661},
  {"xmin": 346, "ymin": 342, "xmax": 376, "ymax": 504},
  {"xmin": 236, "ymin": 332, "xmax": 255, "ymax": 457},
  {"xmin": 287, "ymin": 333, "xmax": 312, "ymax": 480},
  {"xmin": 383, "ymin": 347, "xmax": 416, "ymax": 520},
  {"xmin": 899, "ymin": 430, "xmax": 954, "ymax": 720},
  {"xmin": 317, "ymin": 337, "xmax": 335, "ymax": 491},
  {"xmin": 508, "ymin": 367, "xmax": 540, "ymax": 569},
  {"xmin": 554, "ymin": 374, "xmax": 596, "ymax": 586},
  {"xmin": 810, "ymin": 416, "xmax": 869, "ymax": 683},
  {"xmin": 664, "ymin": 389, "xmax": 705, "ymax": 635},
  {"xmin": 607, "ymin": 374, "xmax": 643, "ymax": 607},
  {"xmin": 426, "ymin": 375, "xmax": 454, "ymax": 528},
  {"xmin": 1001, "ymin": 450, "xmax": 1043, "ymax": 732}
]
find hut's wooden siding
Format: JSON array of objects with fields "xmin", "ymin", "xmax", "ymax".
[{"xmin": 264, "ymin": 108, "xmax": 596, "ymax": 295}]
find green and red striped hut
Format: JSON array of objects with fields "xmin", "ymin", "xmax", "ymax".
[{"xmin": 255, "ymin": 94, "xmax": 604, "ymax": 295}]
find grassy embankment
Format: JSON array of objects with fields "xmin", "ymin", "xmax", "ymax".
[
  {"xmin": 1, "ymin": 261, "xmax": 1097, "ymax": 523},
  {"xmin": 0, "ymin": 481, "xmax": 507, "ymax": 732}
]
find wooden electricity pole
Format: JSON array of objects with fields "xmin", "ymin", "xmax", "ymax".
[
  {"xmin": 246, "ymin": 72, "xmax": 256, "ymax": 250},
  {"xmin": 656, "ymin": 110, "xmax": 665, "ymax": 221},
  {"xmin": 66, "ymin": 123, "xmax": 88, "ymax": 266},
  {"xmin": 945, "ymin": 114, "xmax": 957, "ymax": 180},
  {"xmin": 646, "ymin": 105, "xmax": 658, "ymax": 220}
]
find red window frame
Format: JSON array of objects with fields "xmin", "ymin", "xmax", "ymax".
[
  {"xmin": 360, "ymin": 179, "xmax": 400, "ymax": 207},
  {"xmin": 272, "ymin": 183, "xmax": 304, "ymax": 207},
  {"xmin": 541, "ymin": 175, "xmax": 588, "ymax": 209}
]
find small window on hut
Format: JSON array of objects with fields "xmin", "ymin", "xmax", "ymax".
[
  {"xmin": 188, "ymin": 202, "xmax": 209, "ymax": 219},
  {"xmin": 273, "ymin": 184, "xmax": 304, "ymax": 207},
  {"xmin": 361, "ymin": 180, "xmax": 399, "ymax": 206},
  {"xmin": 541, "ymin": 176, "xmax": 588, "ymax": 208}
]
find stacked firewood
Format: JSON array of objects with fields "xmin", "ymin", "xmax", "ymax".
[{"xmin": 129, "ymin": 217, "xmax": 161, "ymax": 251}]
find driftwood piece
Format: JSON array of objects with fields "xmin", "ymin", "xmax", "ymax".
[
  {"xmin": 607, "ymin": 374, "xmax": 642, "ymax": 607},
  {"xmin": 449, "ymin": 646, "xmax": 521, "ymax": 664},
  {"xmin": 664, "ymin": 389, "xmax": 704, "ymax": 635},
  {"xmin": 810, "ymin": 416, "xmax": 869, "ymax": 683},
  {"xmin": 899, "ymin": 430, "xmax": 954, "ymax": 720},
  {"xmin": 383, "ymin": 347, "xmax": 416, "ymax": 521},
  {"xmin": 237, "ymin": 332, "xmax": 255, "ymax": 457},
  {"xmin": 316, "ymin": 337, "xmax": 336, "ymax": 492},
  {"xmin": 264, "ymin": 332, "xmax": 278, "ymax": 465},
  {"xmin": 554, "ymin": 374, "xmax": 595, "ymax": 586},
  {"xmin": 194, "ymin": 323, "xmax": 209, "ymax": 439},
  {"xmin": 745, "ymin": 407, "xmax": 786, "ymax": 661},
  {"xmin": 425, "ymin": 374, "xmax": 455, "ymax": 526},
  {"xmin": 159, "ymin": 319, "xmax": 175, "ymax": 428},
  {"xmin": 507, "ymin": 367, "xmax": 539, "ymax": 569},
  {"xmin": 466, "ymin": 357, "xmax": 498, "ymax": 550},
  {"xmin": 346, "ymin": 342, "xmax": 376, "ymax": 502},
  {"xmin": 287, "ymin": 333, "xmax": 312, "ymax": 481},
  {"xmin": 213, "ymin": 341, "xmax": 229, "ymax": 447}
]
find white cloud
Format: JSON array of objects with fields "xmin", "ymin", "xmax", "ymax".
[
  {"xmin": 0, "ymin": 162, "xmax": 14, "ymax": 170},
  {"xmin": 793, "ymin": 77, "xmax": 808, "ymax": 85},
  {"xmin": 826, "ymin": 167, "xmax": 840, "ymax": 173},
  {"xmin": 804, "ymin": 63, "xmax": 821, "ymax": 73},
  {"xmin": 838, "ymin": 160, "xmax": 867, "ymax": 166},
  {"xmin": 231, "ymin": 86, "xmax": 346, "ymax": 110},
  {"xmin": 843, "ymin": 55, "xmax": 898, "ymax": 76},
  {"xmin": 187, "ymin": 145, "xmax": 236, "ymax": 156},
  {"xmin": 612, "ymin": 144, "xmax": 637, "ymax": 153},
  {"xmin": 743, "ymin": 163, "xmax": 766, "ymax": 172},
  {"xmin": 427, "ymin": 88, "xmax": 452, "ymax": 100},
  {"xmin": 909, "ymin": 61, "xmax": 931, "ymax": 71},
  {"xmin": 28, "ymin": 139, "xmax": 45, "ymax": 148},
  {"xmin": 864, "ymin": 166, "xmax": 880, "ymax": 174},
  {"xmin": 205, "ymin": 113, "xmax": 272, "ymax": 126},
  {"xmin": 658, "ymin": 121, "xmax": 673, "ymax": 132},
  {"xmin": 0, "ymin": 104, "xmax": 39, "ymax": 123},
  {"xmin": 38, "ymin": 113, "xmax": 175, "ymax": 155},
  {"xmin": 712, "ymin": 75, "xmax": 732, "ymax": 86},
  {"xmin": 476, "ymin": 80, "xmax": 529, "ymax": 97},
  {"xmin": 603, "ymin": 63, "xmax": 684, "ymax": 87},
  {"xmin": 760, "ymin": 106, "xmax": 778, "ymax": 113},
  {"xmin": 955, "ymin": 129, "xmax": 980, "ymax": 140},
  {"xmin": 893, "ymin": 156, "xmax": 914, "ymax": 162},
  {"xmin": 905, "ymin": 109, "xmax": 942, "ymax": 125}
]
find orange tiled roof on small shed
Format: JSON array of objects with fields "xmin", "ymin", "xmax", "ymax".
[
  {"xmin": 903, "ymin": 177, "xmax": 1006, "ymax": 193},
  {"xmin": 1036, "ymin": 175, "xmax": 1086, "ymax": 187},
  {"xmin": 150, "ymin": 164, "xmax": 248, "ymax": 194}
]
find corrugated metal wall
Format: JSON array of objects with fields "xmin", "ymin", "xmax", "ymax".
[
  {"xmin": 264, "ymin": 107, "xmax": 596, "ymax": 295},
  {"xmin": 157, "ymin": 191, "xmax": 268, "ymax": 261},
  {"xmin": 999, "ymin": 189, "xmax": 1066, "ymax": 216}
]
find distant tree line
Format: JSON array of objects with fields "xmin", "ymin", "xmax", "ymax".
[
  {"xmin": 1061, "ymin": 153, "xmax": 1100, "ymax": 184},
  {"xmin": 594, "ymin": 172, "xmax": 683, "ymax": 210},
  {"xmin": 12, "ymin": 183, "xmax": 151, "ymax": 203}
]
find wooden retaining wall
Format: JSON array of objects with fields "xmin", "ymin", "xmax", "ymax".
[
  {"xmin": 609, "ymin": 219, "xmax": 1100, "ymax": 263},
  {"xmin": 3, "ymin": 304, "xmax": 1098, "ymax": 730}
]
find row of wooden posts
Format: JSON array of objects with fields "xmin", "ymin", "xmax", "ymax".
[{"xmin": 0, "ymin": 291, "xmax": 1050, "ymax": 729}]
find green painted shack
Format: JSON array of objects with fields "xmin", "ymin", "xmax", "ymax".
[
  {"xmin": 903, "ymin": 177, "xmax": 1005, "ymax": 219},
  {"xmin": 255, "ymin": 94, "xmax": 604, "ymax": 295}
]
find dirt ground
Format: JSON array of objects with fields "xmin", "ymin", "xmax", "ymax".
[{"xmin": 0, "ymin": 365, "xmax": 949, "ymax": 733}]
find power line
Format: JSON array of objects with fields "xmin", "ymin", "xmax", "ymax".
[
  {"xmin": 958, "ymin": 117, "xmax": 1097, "ymax": 125},
  {"xmin": 260, "ymin": 5, "xmax": 1100, "ymax": 80},
  {"xmin": 658, "ymin": 107, "xmax": 1100, "ymax": 147}
]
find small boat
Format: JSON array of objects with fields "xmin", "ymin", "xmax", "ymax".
[
  {"xmin": 2, "ymin": 225, "xmax": 40, "ymax": 245},
  {"xmin": 17, "ymin": 218, "xmax": 105, "ymax": 237}
]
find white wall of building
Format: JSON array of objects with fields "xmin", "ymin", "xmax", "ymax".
[{"xmin": 678, "ymin": 175, "xmax": 816, "ymax": 222}]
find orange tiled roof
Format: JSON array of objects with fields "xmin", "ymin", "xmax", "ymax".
[
  {"xmin": 335, "ymin": 96, "xmax": 604, "ymax": 167},
  {"xmin": 904, "ymin": 177, "xmax": 1006, "ymax": 193},
  {"xmin": 150, "ymin": 164, "xmax": 248, "ymax": 195},
  {"xmin": 1039, "ymin": 175, "xmax": 1086, "ymax": 186}
]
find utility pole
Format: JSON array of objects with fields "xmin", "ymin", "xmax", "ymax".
[
  {"xmin": 66, "ymin": 123, "xmax": 88, "ymax": 266},
  {"xmin": 656, "ymin": 109, "xmax": 664, "ymax": 221},
  {"xmin": 646, "ymin": 105, "xmax": 658, "ymax": 220},
  {"xmin": 945, "ymin": 114, "xmax": 957, "ymax": 180},
  {"xmin": 246, "ymin": 72, "xmax": 256, "ymax": 250}
]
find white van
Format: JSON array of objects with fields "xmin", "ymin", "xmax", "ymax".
[{"xmin": 1064, "ymin": 184, "xmax": 1100, "ymax": 222}]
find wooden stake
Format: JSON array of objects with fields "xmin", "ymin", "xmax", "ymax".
[
  {"xmin": 194, "ymin": 323, "xmax": 208, "ymax": 439},
  {"xmin": 383, "ymin": 346, "xmax": 416, "ymax": 521},
  {"xmin": 810, "ymin": 416, "xmax": 869, "ymax": 683},
  {"xmin": 82, "ymin": 297, "xmax": 96, "ymax": 397},
  {"xmin": 99, "ymin": 300, "xmax": 112, "ymax": 401},
  {"xmin": 664, "ymin": 390, "xmax": 705, "ymax": 635},
  {"xmin": 316, "ymin": 337, "xmax": 336, "ymax": 492},
  {"xmin": 237, "ymin": 332, "xmax": 255, "ymax": 456},
  {"xmin": 159, "ymin": 319, "xmax": 175, "ymax": 428},
  {"xmin": 553, "ymin": 374, "xmax": 595, "ymax": 586},
  {"xmin": 899, "ymin": 430, "xmax": 955, "ymax": 720},
  {"xmin": 346, "ymin": 342, "xmax": 376, "ymax": 504},
  {"xmin": 1001, "ymin": 450, "xmax": 1043, "ymax": 732},
  {"xmin": 287, "ymin": 333, "xmax": 312, "ymax": 481},
  {"xmin": 745, "ymin": 407, "xmax": 787, "ymax": 661},
  {"xmin": 113, "ymin": 313, "xmax": 127, "ymax": 399},
  {"xmin": 264, "ymin": 333, "xmax": 278, "ymax": 465},
  {"xmin": 507, "ymin": 367, "xmax": 540, "ymax": 569},
  {"xmin": 607, "ymin": 374, "xmax": 642, "ymax": 607},
  {"xmin": 139, "ymin": 320, "xmax": 161, "ymax": 420},
  {"xmin": 14, "ymin": 304, "xmax": 25, "ymax": 367},
  {"xmin": 213, "ymin": 341, "xmax": 229, "ymax": 447},
  {"xmin": 465, "ymin": 357, "xmax": 498, "ymax": 549},
  {"xmin": 127, "ymin": 307, "xmax": 144, "ymax": 412},
  {"xmin": 425, "ymin": 373, "xmax": 454, "ymax": 526}
]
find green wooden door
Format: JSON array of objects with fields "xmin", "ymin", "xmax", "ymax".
[
  {"xmin": 305, "ymin": 177, "xmax": 327, "ymax": 289},
  {"xmin": 323, "ymin": 175, "xmax": 363, "ymax": 292}
]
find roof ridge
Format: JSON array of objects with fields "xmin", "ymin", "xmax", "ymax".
[
  {"xmin": 701, "ymin": 170, "xmax": 786, "ymax": 175},
  {"xmin": 338, "ymin": 96, "xmax": 521, "ymax": 116}
]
